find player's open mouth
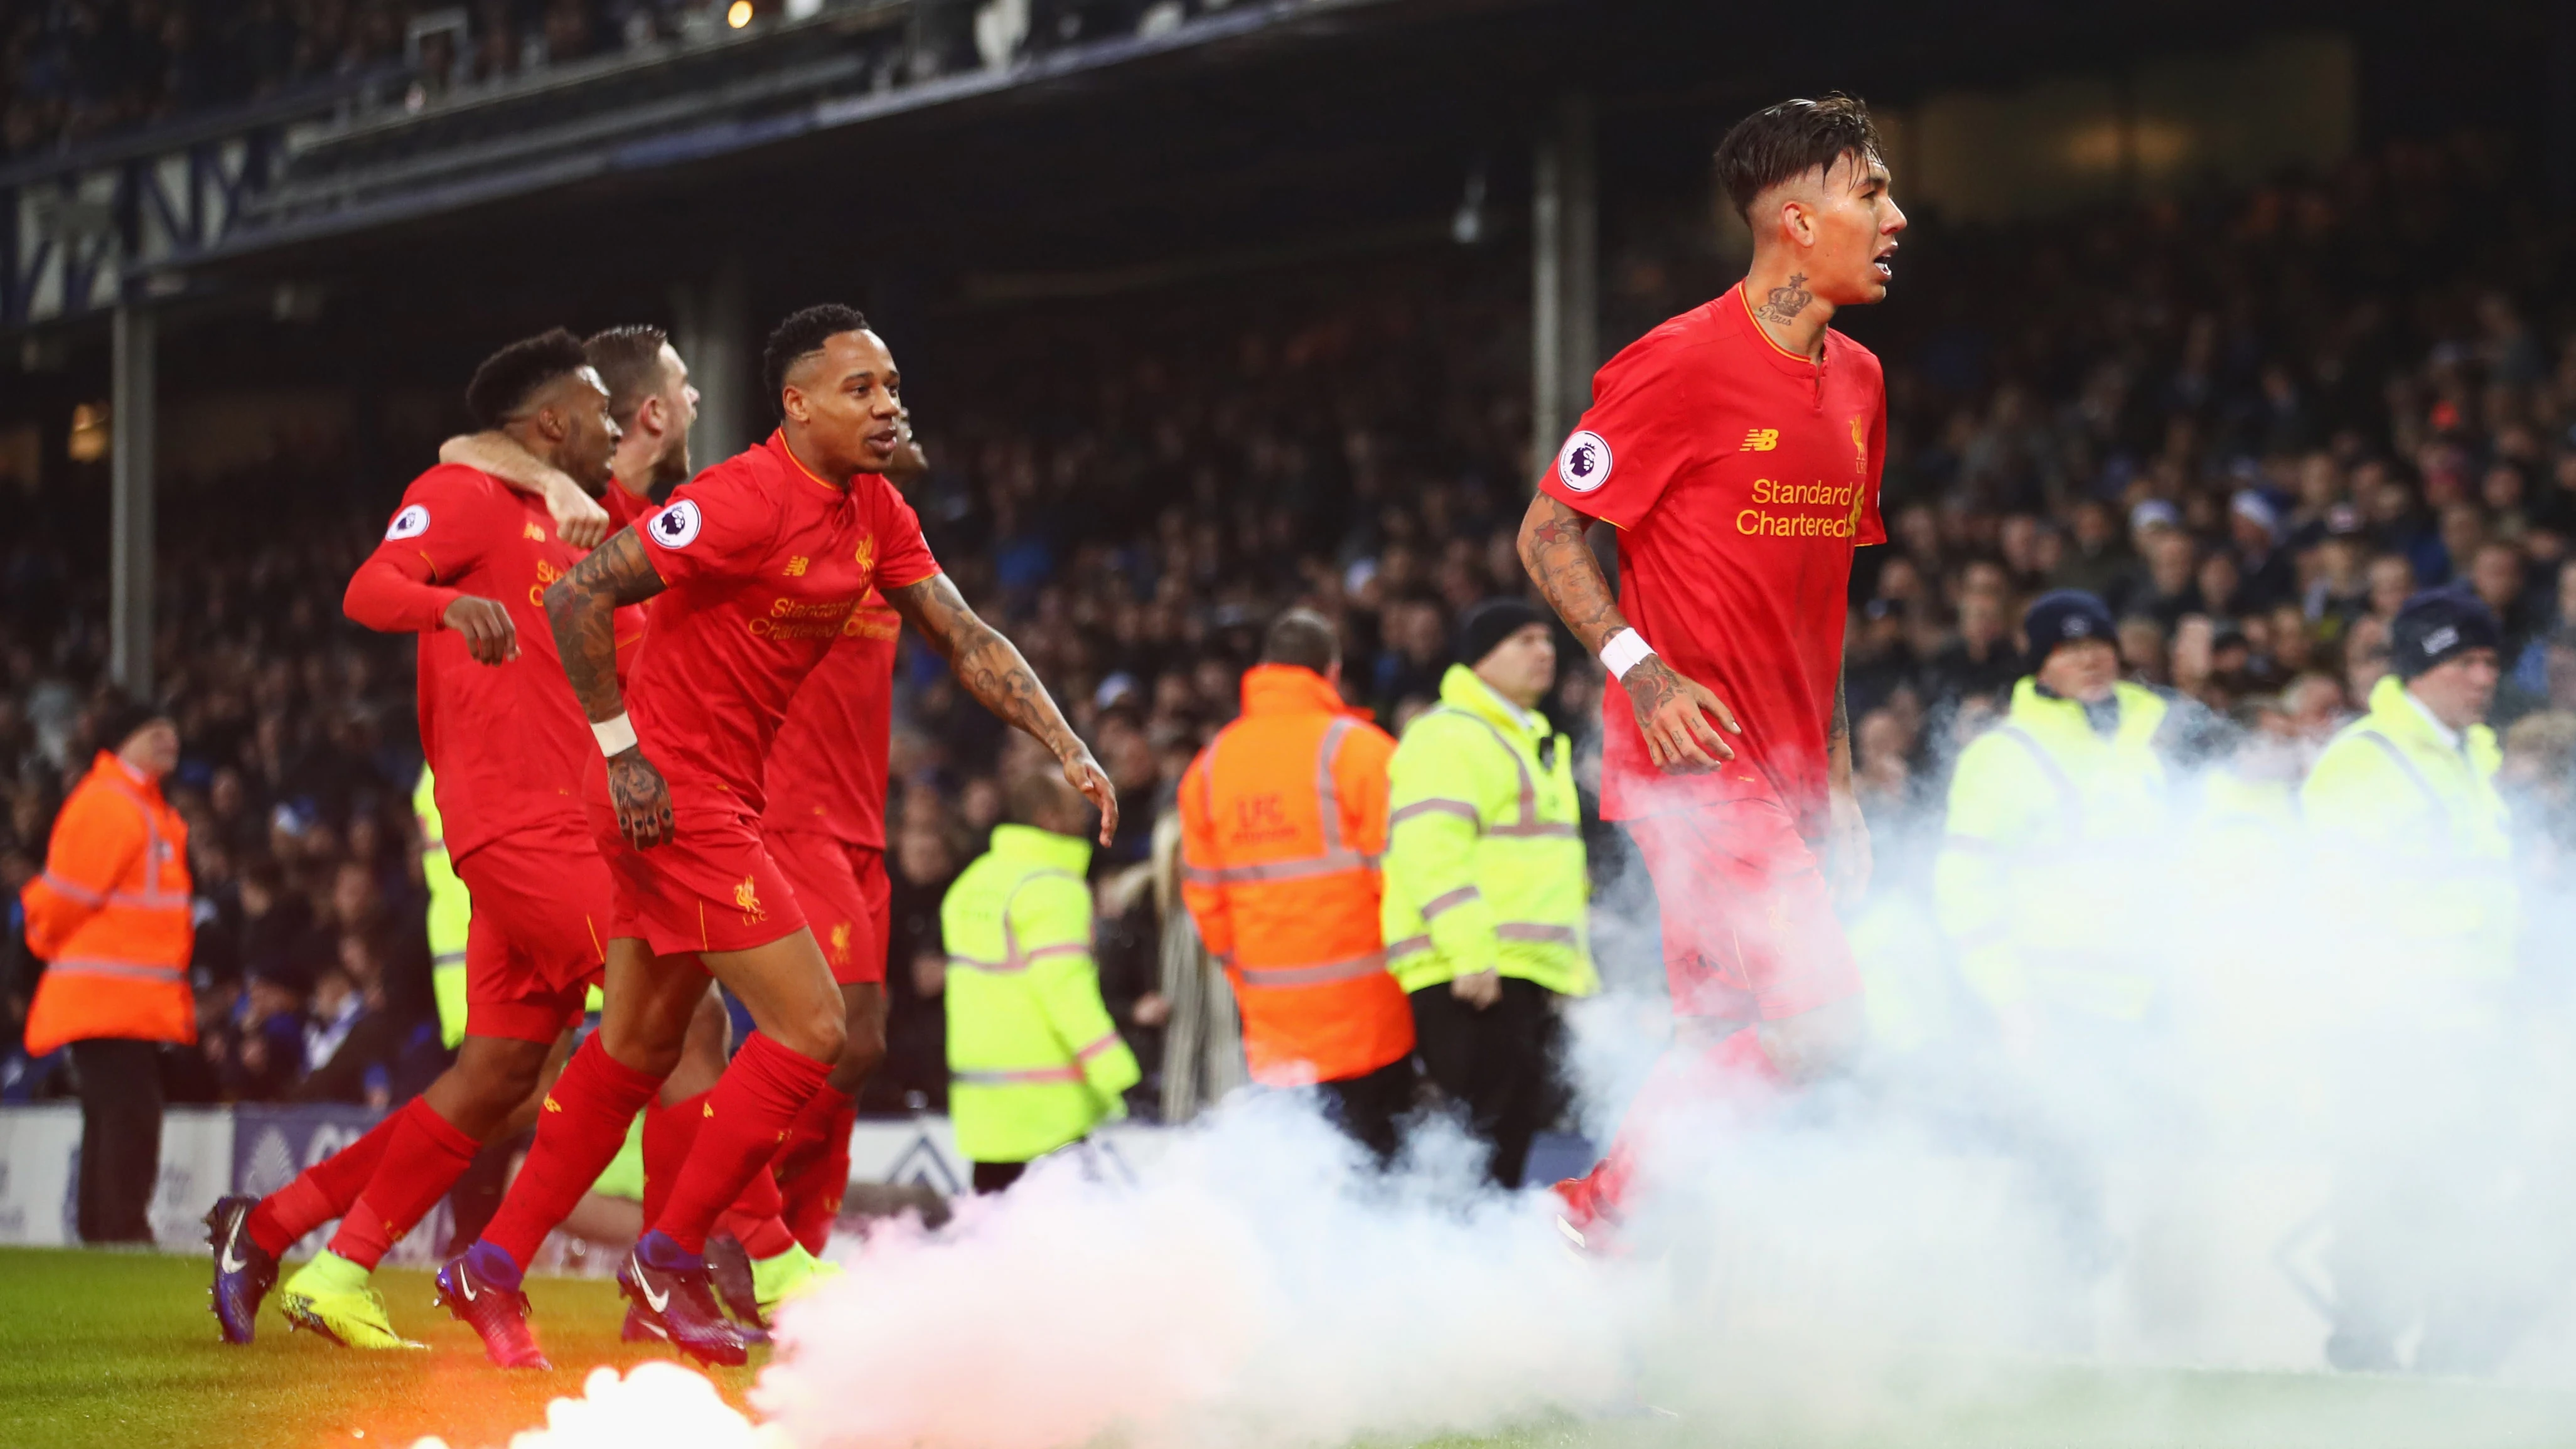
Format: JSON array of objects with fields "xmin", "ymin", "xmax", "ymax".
[{"xmin": 1873, "ymin": 245, "xmax": 1896, "ymax": 280}]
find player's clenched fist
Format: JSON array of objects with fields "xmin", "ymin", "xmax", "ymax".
[
  {"xmin": 606, "ymin": 747, "xmax": 674, "ymax": 849},
  {"xmin": 442, "ymin": 596, "xmax": 519, "ymax": 665},
  {"xmin": 1626, "ymin": 655, "xmax": 1740, "ymax": 772}
]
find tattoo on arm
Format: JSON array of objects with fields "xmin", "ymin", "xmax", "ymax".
[
  {"xmin": 543, "ymin": 528, "xmax": 665, "ymax": 721},
  {"xmin": 1832, "ymin": 668, "xmax": 1850, "ymax": 749},
  {"xmin": 1752, "ymin": 272, "xmax": 1813, "ymax": 327},
  {"xmin": 1517, "ymin": 494, "xmax": 1629, "ymax": 654},
  {"xmin": 1518, "ymin": 491, "xmax": 1692, "ymax": 720},
  {"xmin": 884, "ymin": 572, "xmax": 1083, "ymax": 757}
]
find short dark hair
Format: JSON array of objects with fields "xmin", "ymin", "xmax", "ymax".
[
  {"xmin": 1006, "ymin": 769, "xmax": 1087, "ymax": 831},
  {"xmin": 1261, "ymin": 609, "xmax": 1340, "ymax": 673},
  {"xmin": 761, "ymin": 304, "xmax": 871, "ymax": 416},
  {"xmin": 464, "ymin": 328, "xmax": 590, "ymax": 430},
  {"xmin": 1712, "ymin": 93, "xmax": 1882, "ymax": 223},
  {"xmin": 584, "ymin": 325, "xmax": 670, "ymax": 429}
]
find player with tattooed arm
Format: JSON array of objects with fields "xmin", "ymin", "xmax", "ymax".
[
  {"xmin": 437, "ymin": 306, "xmax": 1114, "ymax": 1369},
  {"xmin": 1518, "ymin": 95, "xmax": 1904, "ymax": 1248},
  {"xmin": 444, "ymin": 347, "xmax": 906, "ymax": 1329},
  {"xmin": 207, "ymin": 332, "xmax": 631, "ymax": 1348}
]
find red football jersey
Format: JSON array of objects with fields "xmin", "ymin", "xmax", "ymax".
[
  {"xmin": 603, "ymin": 479, "xmax": 655, "ymax": 532},
  {"xmin": 1538, "ymin": 283, "xmax": 1887, "ymax": 830},
  {"xmin": 626, "ymin": 432, "xmax": 937, "ymax": 820},
  {"xmin": 760, "ymin": 592, "xmax": 900, "ymax": 848},
  {"xmin": 346, "ymin": 466, "xmax": 647, "ymax": 862}
]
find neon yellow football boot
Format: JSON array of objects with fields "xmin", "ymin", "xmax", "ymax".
[
  {"xmin": 750, "ymin": 1242, "xmax": 844, "ymax": 1322},
  {"xmin": 277, "ymin": 1250, "xmax": 426, "ymax": 1350}
]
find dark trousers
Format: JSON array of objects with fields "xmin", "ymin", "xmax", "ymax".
[
  {"xmin": 1409, "ymin": 977, "xmax": 1564, "ymax": 1189},
  {"xmin": 68, "ymin": 1038, "xmax": 164, "ymax": 1243},
  {"xmin": 1321, "ymin": 1055, "xmax": 1419, "ymax": 1165},
  {"xmin": 971, "ymin": 1160, "xmax": 1027, "ymax": 1194},
  {"xmin": 446, "ymin": 1129, "xmax": 530, "ymax": 1255}
]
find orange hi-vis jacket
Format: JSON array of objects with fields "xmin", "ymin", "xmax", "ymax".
[
  {"xmin": 20, "ymin": 752, "xmax": 196, "ymax": 1056},
  {"xmin": 1179, "ymin": 665, "xmax": 1413, "ymax": 1086}
]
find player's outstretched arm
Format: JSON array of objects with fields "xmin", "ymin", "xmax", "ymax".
[
  {"xmin": 883, "ymin": 572, "xmax": 1119, "ymax": 846},
  {"xmin": 1515, "ymin": 492, "xmax": 1739, "ymax": 773},
  {"xmin": 440, "ymin": 431, "xmax": 609, "ymax": 548},
  {"xmin": 545, "ymin": 528, "xmax": 672, "ymax": 847}
]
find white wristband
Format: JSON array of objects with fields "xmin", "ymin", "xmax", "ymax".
[
  {"xmin": 1599, "ymin": 629, "xmax": 1656, "ymax": 682},
  {"xmin": 592, "ymin": 713, "xmax": 638, "ymax": 756}
]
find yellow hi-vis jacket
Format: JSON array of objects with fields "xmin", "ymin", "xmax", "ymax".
[
  {"xmin": 416, "ymin": 767, "xmax": 472, "ymax": 1049},
  {"xmin": 1935, "ymin": 678, "xmax": 2172, "ymax": 1022},
  {"xmin": 943, "ymin": 825, "xmax": 1141, "ymax": 1164},
  {"xmin": 2301, "ymin": 674, "xmax": 2515, "ymax": 985},
  {"xmin": 1383, "ymin": 665, "xmax": 1599, "ymax": 998}
]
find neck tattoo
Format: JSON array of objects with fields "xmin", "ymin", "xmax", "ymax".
[{"xmin": 1754, "ymin": 272, "xmax": 1814, "ymax": 328}]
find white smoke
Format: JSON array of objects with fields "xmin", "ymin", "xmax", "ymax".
[
  {"xmin": 421, "ymin": 756, "xmax": 2576, "ymax": 1448},
  {"xmin": 758, "ymin": 1096, "xmax": 1644, "ymax": 1449}
]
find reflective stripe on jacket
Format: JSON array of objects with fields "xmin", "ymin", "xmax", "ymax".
[
  {"xmin": 1179, "ymin": 664, "xmax": 1413, "ymax": 1086},
  {"xmin": 1383, "ymin": 665, "xmax": 1597, "ymax": 997},
  {"xmin": 942, "ymin": 824, "xmax": 1141, "ymax": 1163},
  {"xmin": 2300, "ymin": 673, "xmax": 2515, "ymax": 985},
  {"xmin": 417, "ymin": 766, "xmax": 473, "ymax": 1049},
  {"xmin": 1933, "ymin": 678, "xmax": 2171, "ymax": 1021},
  {"xmin": 21, "ymin": 751, "xmax": 195, "ymax": 1054}
]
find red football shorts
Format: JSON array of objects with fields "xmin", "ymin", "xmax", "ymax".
[
  {"xmin": 453, "ymin": 824, "xmax": 611, "ymax": 1042},
  {"xmin": 586, "ymin": 786, "xmax": 807, "ymax": 958},
  {"xmin": 768, "ymin": 831, "xmax": 889, "ymax": 986},
  {"xmin": 1623, "ymin": 796, "xmax": 1860, "ymax": 1024}
]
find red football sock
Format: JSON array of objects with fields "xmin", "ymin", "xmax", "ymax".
[
  {"xmin": 1561, "ymin": 1026, "xmax": 1781, "ymax": 1223},
  {"xmin": 652, "ymin": 1033, "xmax": 830, "ymax": 1254},
  {"xmin": 782, "ymin": 1095, "xmax": 857, "ymax": 1255},
  {"xmin": 771, "ymin": 1083, "xmax": 845, "ymax": 1174},
  {"xmin": 324, "ymin": 1099, "xmax": 480, "ymax": 1270},
  {"xmin": 716, "ymin": 1167, "xmax": 797, "ymax": 1260},
  {"xmin": 641, "ymin": 1091, "xmax": 709, "ymax": 1229},
  {"xmin": 246, "ymin": 1103, "xmax": 406, "ymax": 1256},
  {"xmin": 482, "ymin": 1035, "xmax": 663, "ymax": 1268}
]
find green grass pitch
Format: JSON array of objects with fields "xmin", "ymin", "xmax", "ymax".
[
  {"xmin": 8, "ymin": 1246, "xmax": 2576, "ymax": 1449},
  {"xmin": 0, "ymin": 1246, "xmax": 757, "ymax": 1449}
]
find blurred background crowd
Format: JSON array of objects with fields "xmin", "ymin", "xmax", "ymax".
[
  {"xmin": 1, "ymin": 0, "xmax": 1213, "ymax": 159},
  {"xmin": 6, "ymin": 127, "xmax": 2576, "ymax": 1116}
]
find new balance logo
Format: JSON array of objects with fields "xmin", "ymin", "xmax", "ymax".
[{"xmin": 1742, "ymin": 429, "xmax": 1780, "ymax": 452}]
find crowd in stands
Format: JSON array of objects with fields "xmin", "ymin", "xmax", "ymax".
[
  {"xmin": 3, "ymin": 0, "xmax": 783, "ymax": 159},
  {"xmin": 5, "ymin": 129, "xmax": 2575, "ymax": 1111},
  {"xmin": 1, "ymin": 0, "xmax": 1194, "ymax": 161}
]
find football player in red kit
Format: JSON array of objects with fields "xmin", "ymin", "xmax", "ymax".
[
  {"xmin": 439, "ymin": 306, "xmax": 1112, "ymax": 1369},
  {"xmin": 207, "ymin": 331, "xmax": 633, "ymax": 1347},
  {"xmin": 1515, "ymin": 95, "xmax": 1905, "ymax": 1246},
  {"xmin": 445, "ymin": 324, "xmax": 702, "ymax": 537},
  {"xmin": 629, "ymin": 413, "xmax": 928, "ymax": 1340}
]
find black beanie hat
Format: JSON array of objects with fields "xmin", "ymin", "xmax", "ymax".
[
  {"xmin": 2021, "ymin": 589, "xmax": 2119, "ymax": 671},
  {"xmin": 2390, "ymin": 586, "xmax": 2502, "ymax": 680},
  {"xmin": 1456, "ymin": 597, "xmax": 1548, "ymax": 668},
  {"xmin": 90, "ymin": 696, "xmax": 172, "ymax": 756}
]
